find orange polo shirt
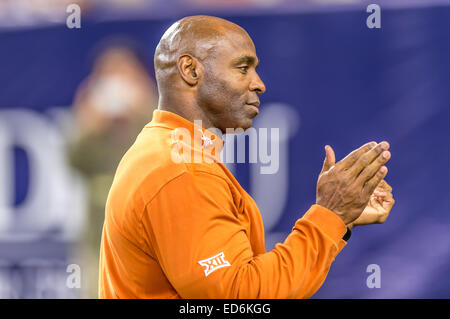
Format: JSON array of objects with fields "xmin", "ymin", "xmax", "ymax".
[{"xmin": 98, "ymin": 109, "xmax": 348, "ymax": 299}]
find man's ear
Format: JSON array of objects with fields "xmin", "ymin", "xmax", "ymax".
[{"xmin": 177, "ymin": 54, "xmax": 201, "ymax": 86}]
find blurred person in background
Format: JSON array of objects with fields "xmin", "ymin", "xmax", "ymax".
[{"xmin": 68, "ymin": 41, "xmax": 158, "ymax": 298}]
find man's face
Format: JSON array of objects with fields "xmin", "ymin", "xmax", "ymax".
[{"xmin": 197, "ymin": 32, "xmax": 266, "ymax": 133}]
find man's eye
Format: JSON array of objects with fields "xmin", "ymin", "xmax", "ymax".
[{"xmin": 238, "ymin": 66, "xmax": 249, "ymax": 73}]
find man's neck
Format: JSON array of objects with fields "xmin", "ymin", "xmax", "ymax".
[{"xmin": 157, "ymin": 98, "xmax": 218, "ymax": 134}]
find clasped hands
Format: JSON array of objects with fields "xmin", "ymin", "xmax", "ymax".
[{"xmin": 316, "ymin": 141, "xmax": 395, "ymax": 230}]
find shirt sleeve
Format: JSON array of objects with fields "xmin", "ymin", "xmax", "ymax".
[{"xmin": 141, "ymin": 170, "xmax": 348, "ymax": 299}]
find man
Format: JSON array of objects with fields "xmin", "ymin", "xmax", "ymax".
[{"xmin": 98, "ymin": 16, "xmax": 395, "ymax": 298}]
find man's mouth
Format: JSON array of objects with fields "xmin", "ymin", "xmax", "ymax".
[
  {"xmin": 246, "ymin": 102, "xmax": 260, "ymax": 115},
  {"xmin": 246, "ymin": 101, "xmax": 260, "ymax": 108}
]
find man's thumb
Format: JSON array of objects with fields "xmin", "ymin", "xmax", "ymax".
[{"xmin": 320, "ymin": 145, "xmax": 336, "ymax": 174}]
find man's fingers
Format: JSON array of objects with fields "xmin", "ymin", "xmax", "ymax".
[
  {"xmin": 373, "ymin": 180, "xmax": 392, "ymax": 198},
  {"xmin": 326, "ymin": 145, "xmax": 336, "ymax": 167},
  {"xmin": 378, "ymin": 179, "xmax": 392, "ymax": 193},
  {"xmin": 363, "ymin": 166, "xmax": 388, "ymax": 197},
  {"xmin": 373, "ymin": 190, "xmax": 387, "ymax": 197},
  {"xmin": 337, "ymin": 141, "xmax": 377, "ymax": 170},
  {"xmin": 320, "ymin": 145, "xmax": 336, "ymax": 174},
  {"xmin": 349, "ymin": 141, "xmax": 390, "ymax": 177},
  {"xmin": 355, "ymin": 149, "xmax": 391, "ymax": 185}
]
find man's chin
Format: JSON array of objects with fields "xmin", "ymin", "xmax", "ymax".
[
  {"xmin": 222, "ymin": 117, "xmax": 255, "ymax": 133},
  {"xmin": 236, "ymin": 119, "xmax": 254, "ymax": 132}
]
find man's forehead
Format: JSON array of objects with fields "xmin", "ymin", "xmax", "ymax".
[{"xmin": 213, "ymin": 32, "xmax": 258, "ymax": 62}]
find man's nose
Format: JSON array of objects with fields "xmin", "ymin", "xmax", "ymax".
[{"xmin": 249, "ymin": 73, "xmax": 266, "ymax": 94}]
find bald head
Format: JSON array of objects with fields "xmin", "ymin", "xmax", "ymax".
[{"xmin": 154, "ymin": 16, "xmax": 251, "ymax": 89}]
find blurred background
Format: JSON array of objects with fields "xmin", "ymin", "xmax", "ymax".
[{"xmin": 0, "ymin": 0, "xmax": 449, "ymax": 298}]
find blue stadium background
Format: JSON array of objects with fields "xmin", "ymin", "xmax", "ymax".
[{"xmin": 0, "ymin": 1, "xmax": 449, "ymax": 298}]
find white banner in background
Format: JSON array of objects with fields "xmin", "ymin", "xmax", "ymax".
[{"xmin": 0, "ymin": 108, "xmax": 86, "ymax": 241}]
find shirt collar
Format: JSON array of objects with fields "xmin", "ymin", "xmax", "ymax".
[{"xmin": 147, "ymin": 109, "xmax": 224, "ymax": 162}]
